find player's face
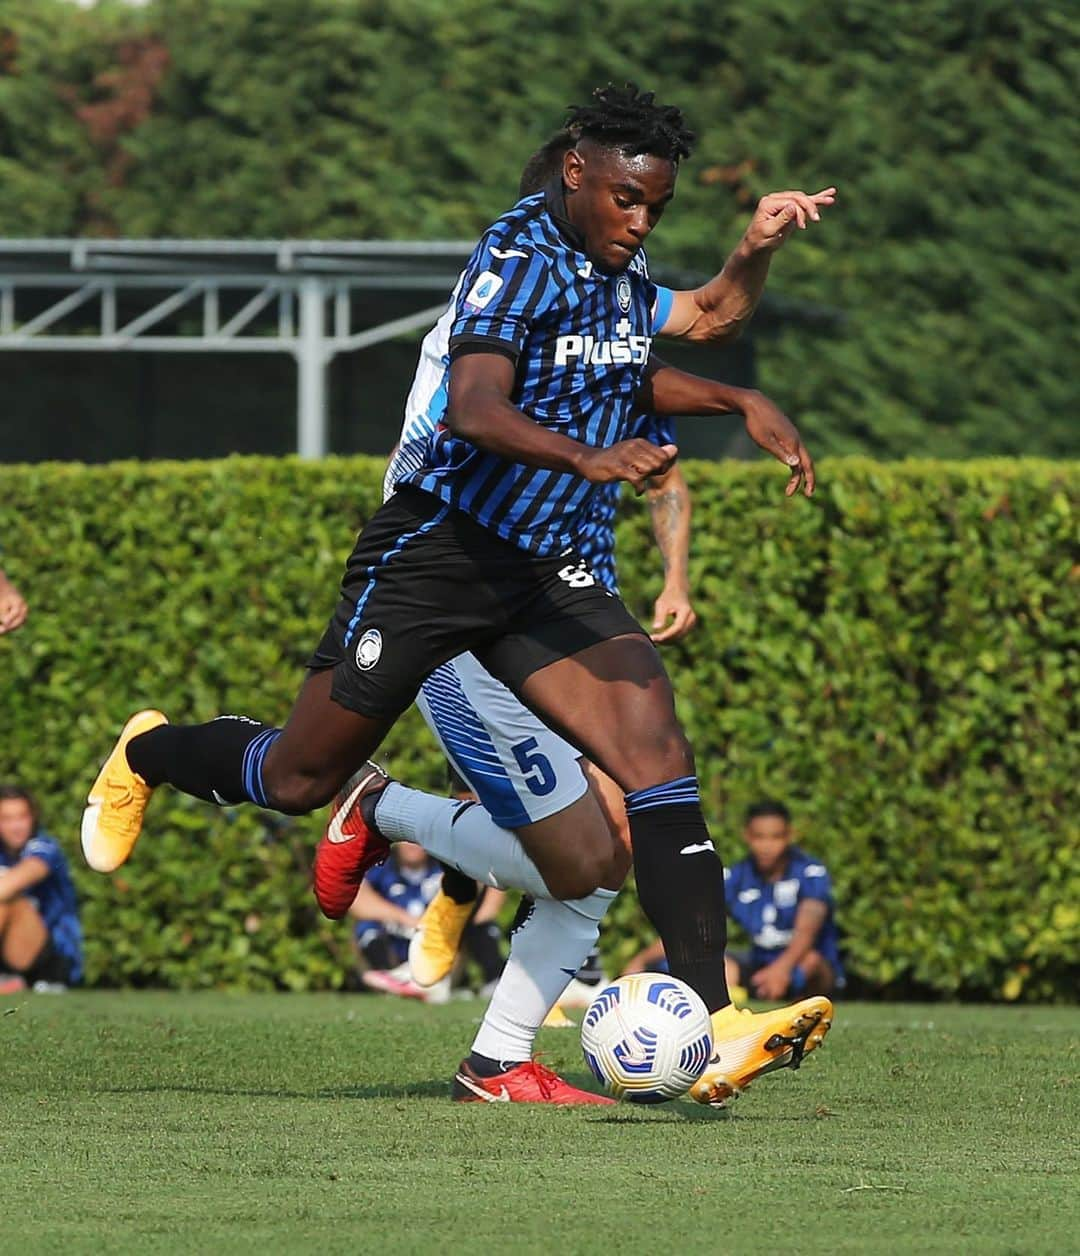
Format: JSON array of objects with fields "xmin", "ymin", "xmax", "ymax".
[
  {"xmin": 562, "ymin": 142, "xmax": 677, "ymax": 274},
  {"xmin": 0, "ymin": 798, "xmax": 34, "ymax": 850},
  {"xmin": 395, "ymin": 840, "xmax": 428, "ymax": 870},
  {"xmin": 744, "ymin": 815, "xmax": 791, "ymax": 878}
]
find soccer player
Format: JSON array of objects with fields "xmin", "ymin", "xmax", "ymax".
[
  {"xmin": 363, "ymin": 130, "xmax": 699, "ymax": 1098},
  {"xmin": 84, "ymin": 84, "xmax": 832, "ymax": 1106}
]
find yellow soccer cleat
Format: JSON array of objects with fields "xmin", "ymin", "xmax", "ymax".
[
  {"xmin": 408, "ymin": 888, "xmax": 475, "ymax": 988},
  {"xmin": 689, "ymin": 995, "xmax": 833, "ymax": 1107},
  {"xmin": 541, "ymin": 1003, "xmax": 575, "ymax": 1029},
  {"xmin": 81, "ymin": 709, "xmax": 168, "ymax": 873}
]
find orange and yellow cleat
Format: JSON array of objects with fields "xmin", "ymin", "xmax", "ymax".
[
  {"xmin": 81, "ymin": 709, "xmax": 168, "ymax": 872},
  {"xmin": 408, "ymin": 888, "xmax": 475, "ymax": 988},
  {"xmin": 690, "ymin": 995, "xmax": 833, "ymax": 1107}
]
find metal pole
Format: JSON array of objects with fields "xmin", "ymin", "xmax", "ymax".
[{"xmin": 297, "ymin": 276, "xmax": 328, "ymax": 458}]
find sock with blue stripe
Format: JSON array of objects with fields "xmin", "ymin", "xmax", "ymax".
[
  {"xmin": 625, "ymin": 775, "xmax": 730, "ymax": 1013},
  {"xmin": 126, "ymin": 715, "xmax": 281, "ymax": 807}
]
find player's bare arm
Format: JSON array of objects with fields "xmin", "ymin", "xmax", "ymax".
[
  {"xmin": 751, "ymin": 897, "xmax": 829, "ymax": 1000},
  {"xmin": 659, "ymin": 186, "xmax": 837, "ymax": 343},
  {"xmin": 0, "ymin": 856, "xmax": 50, "ymax": 900},
  {"xmin": 644, "ymin": 463, "xmax": 697, "ymax": 643},
  {"xmin": 638, "ymin": 361, "xmax": 815, "ymax": 498},
  {"xmin": 447, "ymin": 352, "xmax": 677, "ymax": 492}
]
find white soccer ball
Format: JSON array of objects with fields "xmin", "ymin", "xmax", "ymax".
[{"xmin": 581, "ymin": 973, "xmax": 713, "ymax": 1103}]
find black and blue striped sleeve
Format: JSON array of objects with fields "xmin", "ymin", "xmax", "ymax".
[{"xmin": 448, "ymin": 237, "xmax": 555, "ymax": 365}]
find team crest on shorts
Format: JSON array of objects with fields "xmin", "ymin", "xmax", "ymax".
[
  {"xmin": 616, "ymin": 275, "xmax": 632, "ymax": 312},
  {"xmin": 355, "ymin": 628, "xmax": 383, "ymax": 670}
]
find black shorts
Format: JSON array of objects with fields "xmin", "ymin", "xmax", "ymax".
[{"xmin": 308, "ymin": 485, "xmax": 647, "ymax": 719}]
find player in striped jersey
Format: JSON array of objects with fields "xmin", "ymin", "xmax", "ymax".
[
  {"xmin": 369, "ymin": 135, "xmax": 698, "ymax": 1102},
  {"xmin": 85, "ymin": 84, "xmax": 835, "ymax": 1106}
]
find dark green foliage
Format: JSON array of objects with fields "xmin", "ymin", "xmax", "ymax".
[
  {"xmin": 1, "ymin": 457, "xmax": 1076, "ymax": 999},
  {"xmin": 1, "ymin": 1, "xmax": 1078, "ymax": 458}
]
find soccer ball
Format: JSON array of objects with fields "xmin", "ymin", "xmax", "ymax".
[{"xmin": 581, "ymin": 973, "xmax": 713, "ymax": 1103}]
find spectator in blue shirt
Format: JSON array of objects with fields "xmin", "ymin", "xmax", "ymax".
[
  {"xmin": 624, "ymin": 799, "xmax": 842, "ymax": 1001},
  {"xmin": 0, "ymin": 785, "xmax": 82, "ymax": 991},
  {"xmin": 350, "ymin": 841, "xmax": 445, "ymax": 985},
  {"xmin": 723, "ymin": 799, "xmax": 843, "ymax": 1000}
]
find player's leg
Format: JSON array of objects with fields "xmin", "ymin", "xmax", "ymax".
[
  {"xmin": 413, "ymin": 654, "xmax": 622, "ymax": 897},
  {"xmin": 0, "ymin": 896, "xmax": 49, "ymax": 974},
  {"xmin": 83, "ymin": 669, "xmax": 394, "ymax": 873},
  {"xmin": 487, "ymin": 614, "xmax": 833, "ymax": 1106},
  {"xmin": 335, "ymin": 652, "xmax": 620, "ymax": 1099},
  {"xmin": 82, "ymin": 487, "xmax": 491, "ymax": 874},
  {"xmin": 505, "ymin": 631, "xmax": 731, "ymax": 997}
]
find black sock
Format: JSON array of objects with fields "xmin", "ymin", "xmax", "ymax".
[
  {"xmin": 463, "ymin": 920, "xmax": 505, "ymax": 984},
  {"xmin": 627, "ymin": 783, "xmax": 730, "ymax": 1013},
  {"xmin": 440, "ymin": 862, "xmax": 480, "ymax": 905},
  {"xmin": 127, "ymin": 715, "xmax": 280, "ymax": 806},
  {"xmin": 467, "ymin": 1051, "xmax": 524, "ymax": 1077},
  {"xmin": 575, "ymin": 950, "xmax": 604, "ymax": 986}
]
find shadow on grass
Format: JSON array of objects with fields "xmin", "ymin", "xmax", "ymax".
[{"xmin": 104, "ymin": 1081, "xmax": 451, "ymax": 1101}]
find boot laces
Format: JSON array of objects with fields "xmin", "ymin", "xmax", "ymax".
[
  {"xmin": 525, "ymin": 1057, "xmax": 560, "ymax": 1099},
  {"xmin": 105, "ymin": 778, "xmax": 142, "ymax": 833}
]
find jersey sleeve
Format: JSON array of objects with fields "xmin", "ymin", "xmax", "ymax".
[
  {"xmin": 24, "ymin": 835, "xmax": 64, "ymax": 876},
  {"xmin": 798, "ymin": 858, "xmax": 834, "ymax": 904},
  {"xmin": 630, "ymin": 412, "xmax": 676, "ymax": 447},
  {"xmin": 650, "ymin": 284, "xmax": 675, "ymax": 335},
  {"xmin": 448, "ymin": 236, "xmax": 556, "ymax": 364}
]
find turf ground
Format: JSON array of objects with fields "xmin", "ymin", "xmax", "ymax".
[{"xmin": 3, "ymin": 993, "xmax": 1076, "ymax": 1255}]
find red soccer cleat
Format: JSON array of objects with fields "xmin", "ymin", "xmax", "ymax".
[
  {"xmin": 313, "ymin": 762, "xmax": 391, "ymax": 919},
  {"xmin": 452, "ymin": 1058, "xmax": 615, "ymax": 1105}
]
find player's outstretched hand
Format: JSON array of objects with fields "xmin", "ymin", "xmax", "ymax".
[
  {"xmin": 579, "ymin": 440, "xmax": 678, "ymax": 494},
  {"xmin": 742, "ymin": 394, "xmax": 815, "ymax": 498},
  {"xmin": 744, "ymin": 187, "xmax": 837, "ymax": 253}
]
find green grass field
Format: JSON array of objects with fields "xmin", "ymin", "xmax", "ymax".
[{"xmin": 3, "ymin": 993, "xmax": 1077, "ymax": 1255}]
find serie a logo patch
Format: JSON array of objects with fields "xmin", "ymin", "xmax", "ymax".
[{"xmin": 463, "ymin": 270, "xmax": 504, "ymax": 313}]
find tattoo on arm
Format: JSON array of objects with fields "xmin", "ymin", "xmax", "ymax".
[{"xmin": 648, "ymin": 487, "xmax": 683, "ymax": 574}]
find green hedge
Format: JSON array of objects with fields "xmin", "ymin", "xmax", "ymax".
[{"xmin": 1, "ymin": 457, "xmax": 1076, "ymax": 999}]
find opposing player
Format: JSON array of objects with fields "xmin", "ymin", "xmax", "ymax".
[{"xmin": 83, "ymin": 85, "xmax": 832, "ymax": 1106}]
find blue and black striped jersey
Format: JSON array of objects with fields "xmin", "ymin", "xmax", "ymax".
[
  {"xmin": 577, "ymin": 412, "xmax": 676, "ymax": 592},
  {"xmin": 403, "ymin": 180, "xmax": 675, "ymax": 557}
]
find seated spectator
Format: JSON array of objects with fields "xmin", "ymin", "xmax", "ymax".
[
  {"xmin": 349, "ymin": 840, "xmax": 445, "ymax": 1000},
  {"xmin": 622, "ymin": 799, "xmax": 843, "ymax": 1002},
  {"xmin": 724, "ymin": 799, "xmax": 842, "ymax": 1000},
  {"xmin": 0, "ymin": 785, "xmax": 82, "ymax": 993},
  {"xmin": 349, "ymin": 835, "xmax": 506, "ymax": 1003}
]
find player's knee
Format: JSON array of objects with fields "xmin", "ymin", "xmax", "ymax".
[
  {"xmin": 542, "ymin": 847, "xmax": 610, "ymax": 901},
  {"xmin": 601, "ymin": 841, "xmax": 633, "ymax": 892}
]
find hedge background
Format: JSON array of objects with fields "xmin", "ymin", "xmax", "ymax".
[{"xmin": 1, "ymin": 457, "xmax": 1077, "ymax": 999}]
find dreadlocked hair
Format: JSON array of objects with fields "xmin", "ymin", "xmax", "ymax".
[{"xmin": 565, "ymin": 83, "xmax": 695, "ymax": 163}]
